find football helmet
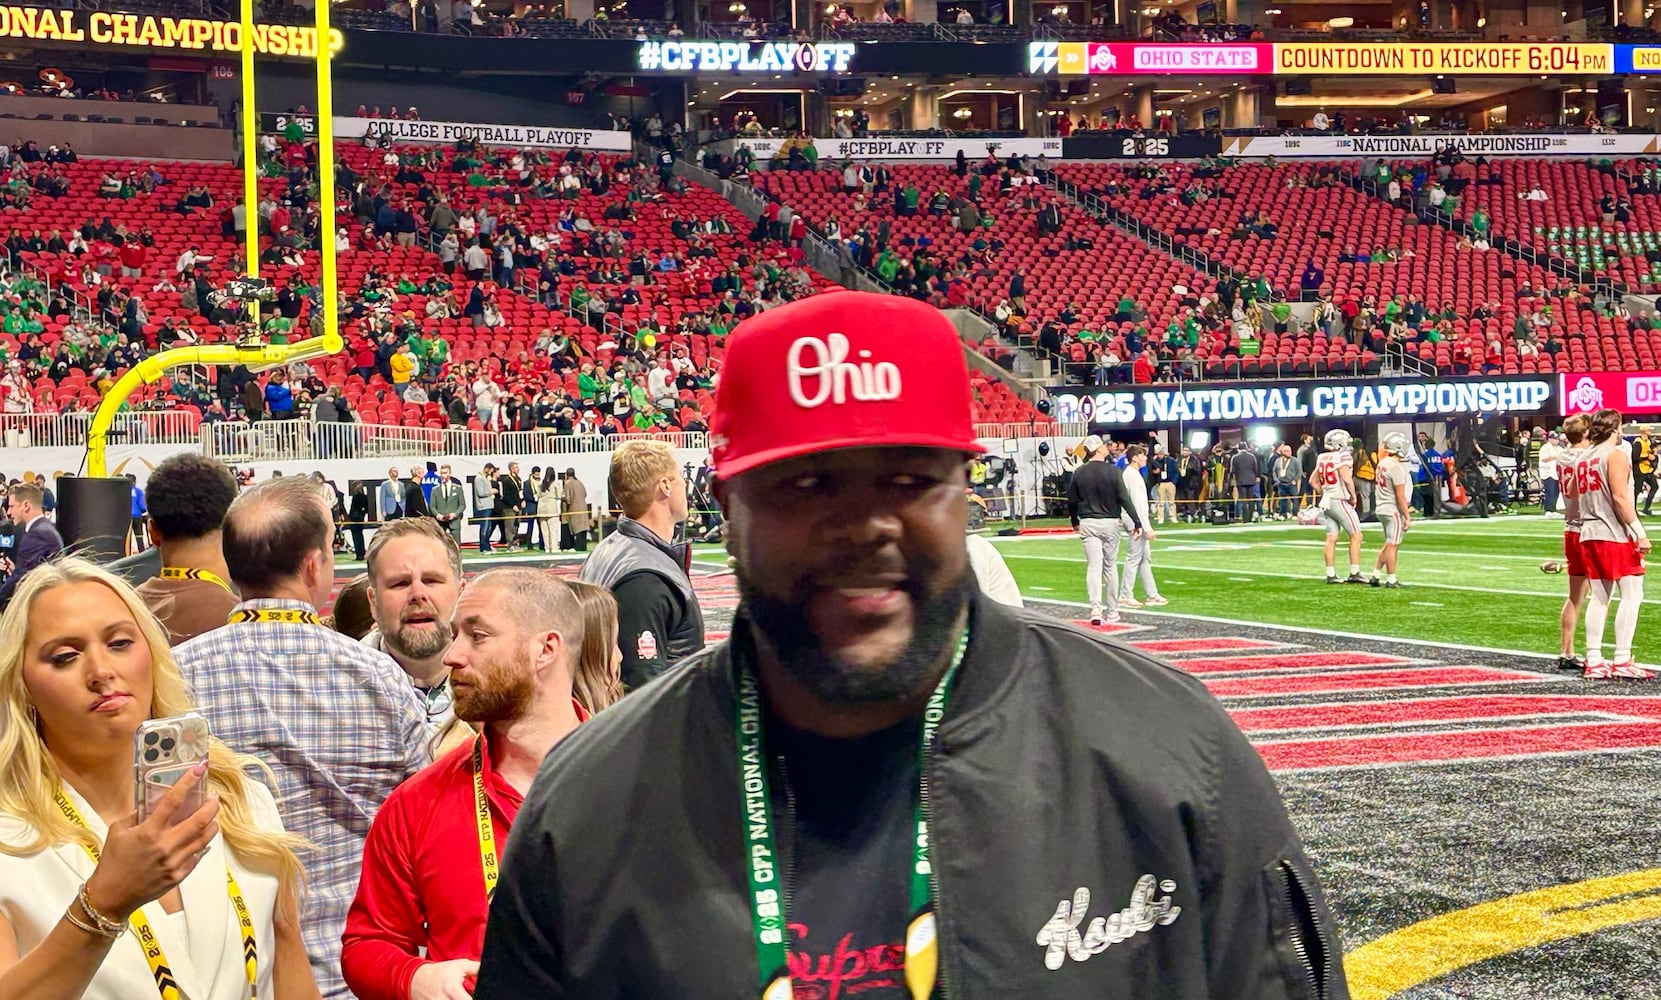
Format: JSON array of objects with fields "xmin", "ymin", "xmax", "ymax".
[
  {"xmin": 1382, "ymin": 432, "xmax": 1410, "ymax": 456},
  {"xmin": 1324, "ymin": 429, "xmax": 1352, "ymax": 452}
]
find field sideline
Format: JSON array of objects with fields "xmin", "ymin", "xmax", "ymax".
[{"xmin": 983, "ymin": 516, "xmax": 1661, "ymax": 666}]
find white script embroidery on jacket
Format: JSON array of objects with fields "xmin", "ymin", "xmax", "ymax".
[{"xmin": 1034, "ymin": 875, "xmax": 1182, "ymax": 970}]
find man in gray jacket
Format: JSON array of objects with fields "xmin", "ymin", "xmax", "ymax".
[
  {"xmin": 476, "ymin": 291, "xmax": 1346, "ymax": 1000},
  {"xmin": 429, "ymin": 464, "xmax": 467, "ymax": 545},
  {"xmin": 471, "ymin": 463, "xmax": 496, "ymax": 554}
]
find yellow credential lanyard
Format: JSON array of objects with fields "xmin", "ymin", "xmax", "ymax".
[
  {"xmin": 54, "ymin": 790, "xmax": 258, "ymax": 1000},
  {"xmin": 160, "ymin": 567, "xmax": 234, "ymax": 594},
  {"xmin": 472, "ymin": 736, "xmax": 501, "ymax": 901}
]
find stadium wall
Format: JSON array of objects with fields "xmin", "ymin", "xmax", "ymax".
[{"xmin": 0, "ymin": 117, "xmax": 232, "ymax": 159}]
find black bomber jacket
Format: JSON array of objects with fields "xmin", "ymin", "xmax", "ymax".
[{"xmin": 475, "ymin": 593, "xmax": 1350, "ymax": 1000}]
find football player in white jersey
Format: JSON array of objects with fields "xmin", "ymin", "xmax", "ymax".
[
  {"xmin": 1311, "ymin": 428, "xmax": 1366, "ymax": 583},
  {"xmin": 1553, "ymin": 414, "xmax": 1592, "ymax": 672},
  {"xmin": 1574, "ymin": 408, "xmax": 1654, "ymax": 679},
  {"xmin": 1368, "ymin": 433, "xmax": 1413, "ymax": 588}
]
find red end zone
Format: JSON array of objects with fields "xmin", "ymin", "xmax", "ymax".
[{"xmin": 1233, "ymin": 695, "xmax": 1661, "ymax": 770}]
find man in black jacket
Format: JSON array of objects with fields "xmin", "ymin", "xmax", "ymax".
[
  {"xmin": 1067, "ymin": 435, "xmax": 1142, "ymax": 625},
  {"xmin": 477, "ymin": 291, "xmax": 1346, "ymax": 1000},
  {"xmin": 577, "ymin": 439, "xmax": 704, "ymax": 690}
]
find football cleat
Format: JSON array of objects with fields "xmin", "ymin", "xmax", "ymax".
[
  {"xmin": 1144, "ymin": 596, "xmax": 1169, "ymax": 606},
  {"xmin": 1609, "ymin": 662, "xmax": 1657, "ymax": 680},
  {"xmin": 1556, "ymin": 656, "xmax": 1585, "ymax": 672},
  {"xmin": 1383, "ymin": 582, "xmax": 1401, "ymax": 589},
  {"xmin": 1119, "ymin": 597, "xmax": 1144, "ymax": 608},
  {"xmin": 1368, "ymin": 577, "xmax": 1382, "ymax": 587},
  {"xmin": 1345, "ymin": 573, "xmax": 1368, "ymax": 584},
  {"xmin": 1325, "ymin": 576, "xmax": 1345, "ymax": 584},
  {"xmin": 1584, "ymin": 663, "xmax": 1616, "ymax": 679}
]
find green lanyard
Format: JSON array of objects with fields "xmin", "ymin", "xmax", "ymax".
[{"xmin": 736, "ymin": 629, "xmax": 970, "ymax": 1000}]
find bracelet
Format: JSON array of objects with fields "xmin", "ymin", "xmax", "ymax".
[
  {"xmin": 64, "ymin": 899, "xmax": 123, "ymax": 940},
  {"xmin": 76, "ymin": 883, "xmax": 128, "ymax": 938}
]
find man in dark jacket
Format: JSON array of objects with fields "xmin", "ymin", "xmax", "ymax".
[
  {"xmin": 477, "ymin": 291, "xmax": 1346, "ymax": 1000},
  {"xmin": 1067, "ymin": 435, "xmax": 1142, "ymax": 625},
  {"xmin": 1229, "ymin": 443, "xmax": 1262, "ymax": 523},
  {"xmin": 577, "ymin": 440, "xmax": 704, "ymax": 690},
  {"xmin": 0, "ymin": 482, "xmax": 63, "ymax": 607}
]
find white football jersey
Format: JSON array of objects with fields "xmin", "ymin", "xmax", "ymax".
[
  {"xmin": 1314, "ymin": 449, "xmax": 1354, "ymax": 504},
  {"xmin": 1559, "ymin": 444, "xmax": 1587, "ymax": 532},
  {"xmin": 1574, "ymin": 441, "xmax": 1630, "ymax": 544}
]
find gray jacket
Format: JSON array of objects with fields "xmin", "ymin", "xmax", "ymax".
[
  {"xmin": 472, "ymin": 474, "xmax": 495, "ymax": 514},
  {"xmin": 430, "ymin": 479, "xmax": 466, "ymax": 521},
  {"xmin": 475, "ymin": 594, "xmax": 1347, "ymax": 1000}
]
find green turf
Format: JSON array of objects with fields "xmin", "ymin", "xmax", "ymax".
[{"xmin": 985, "ymin": 517, "xmax": 1661, "ymax": 664}]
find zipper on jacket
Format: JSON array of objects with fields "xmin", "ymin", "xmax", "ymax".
[
  {"xmin": 920, "ymin": 733, "xmax": 949, "ymax": 999},
  {"xmin": 1276, "ymin": 859, "xmax": 1325, "ymax": 1000},
  {"xmin": 775, "ymin": 753, "xmax": 799, "ymax": 913}
]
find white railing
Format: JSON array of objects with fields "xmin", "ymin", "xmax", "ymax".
[
  {"xmin": 199, "ymin": 419, "xmax": 710, "ymax": 463},
  {"xmin": 0, "ymin": 411, "xmax": 200, "ymax": 449},
  {"xmin": 974, "ymin": 421, "xmax": 1083, "ymax": 440}
]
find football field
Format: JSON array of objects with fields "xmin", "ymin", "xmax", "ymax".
[{"xmin": 986, "ymin": 515, "xmax": 1660, "ymax": 665}]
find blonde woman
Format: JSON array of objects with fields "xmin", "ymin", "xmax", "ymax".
[
  {"xmin": 564, "ymin": 580, "xmax": 623, "ymax": 714},
  {"xmin": 0, "ymin": 557, "xmax": 317, "ymax": 1000}
]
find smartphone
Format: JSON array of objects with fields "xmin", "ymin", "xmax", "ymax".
[{"xmin": 134, "ymin": 713, "xmax": 211, "ymax": 825}]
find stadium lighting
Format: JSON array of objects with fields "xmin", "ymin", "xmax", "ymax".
[
  {"xmin": 1328, "ymin": 16, "xmax": 1355, "ymax": 27},
  {"xmin": 1250, "ymin": 425, "xmax": 1279, "ymax": 448},
  {"xmin": 1188, "ymin": 430, "xmax": 1211, "ymax": 452}
]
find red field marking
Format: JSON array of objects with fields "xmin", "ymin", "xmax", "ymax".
[
  {"xmin": 1230, "ymin": 695, "xmax": 1661, "ymax": 770},
  {"xmin": 1205, "ymin": 666, "xmax": 1548, "ymax": 698},
  {"xmin": 1169, "ymin": 651, "xmax": 1414, "ymax": 675},
  {"xmin": 1130, "ymin": 637, "xmax": 1284, "ymax": 655}
]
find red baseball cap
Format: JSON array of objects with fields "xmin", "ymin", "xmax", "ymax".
[{"xmin": 711, "ymin": 291, "xmax": 981, "ymax": 478}]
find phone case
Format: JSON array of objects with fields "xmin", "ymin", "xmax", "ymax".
[{"xmin": 134, "ymin": 713, "xmax": 211, "ymax": 826}]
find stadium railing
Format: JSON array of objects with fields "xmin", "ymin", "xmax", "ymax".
[
  {"xmin": 199, "ymin": 420, "xmax": 712, "ymax": 463},
  {"xmin": 0, "ymin": 410, "xmax": 200, "ymax": 448}
]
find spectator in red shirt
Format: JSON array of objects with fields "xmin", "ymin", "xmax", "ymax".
[
  {"xmin": 341, "ymin": 567, "xmax": 591, "ymax": 1000},
  {"xmin": 1132, "ymin": 349, "xmax": 1155, "ymax": 384},
  {"xmin": 117, "ymin": 238, "xmax": 146, "ymax": 279}
]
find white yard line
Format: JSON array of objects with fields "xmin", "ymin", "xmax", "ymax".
[
  {"xmin": 1021, "ymin": 597, "xmax": 1565, "ymax": 662},
  {"xmin": 998, "ymin": 551, "xmax": 1661, "ymax": 605}
]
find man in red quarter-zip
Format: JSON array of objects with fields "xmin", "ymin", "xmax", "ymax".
[{"xmin": 475, "ymin": 291, "xmax": 1349, "ymax": 1000}]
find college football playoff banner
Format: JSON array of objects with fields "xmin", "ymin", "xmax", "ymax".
[
  {"xmin": 260, "ymin": 113, "xmax": 633, "ymax": 152},
  {"xmin": 720, "ymin": 136, "xmax": 1061, "ymax": 161},
  {"xmin": 1217, "ymin": 133, "xmax": 1661, "ymax": 159},
  {"xmin": 1049, "ymin": 375, "xmax": 1556, "ymax": 429}
]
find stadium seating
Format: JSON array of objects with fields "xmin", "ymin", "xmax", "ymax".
[
  {"xmin": 1448, "ymin": 157, "xmax": 1661, "ymax": 292},
  {"xmin": 0, "ymin": 143, "xmax": 1047, "ymax": 427},
  {"xmin": 1055, "ymin": 160, "xmax": 1661, "ymax": 376},
  {"xmin": 753, "ymin": 164, "xmax": 1222, "ymax": 367}
]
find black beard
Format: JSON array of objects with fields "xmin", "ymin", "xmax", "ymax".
[{"xmin": 739, "ymin": 570, "xmax": 976, "ymax": 705}]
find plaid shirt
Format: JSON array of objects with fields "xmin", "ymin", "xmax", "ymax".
[{"xmin": 175, "ymin": 598, "xmax": 430, "ymax": 999}]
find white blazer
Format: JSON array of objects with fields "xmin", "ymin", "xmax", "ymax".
[{"xmin": 0, "ymin": 779, "xmax": 286, "ymax": 1000}]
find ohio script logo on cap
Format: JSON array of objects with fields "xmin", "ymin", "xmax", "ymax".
[{"xmin": 787, "ymin": 333, "xmax": 902, "ymax": 409}]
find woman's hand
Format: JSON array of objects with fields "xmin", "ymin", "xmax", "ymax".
[{"xmin": 83, "ymin": 762, "xmax": 221, "ymax": 920}]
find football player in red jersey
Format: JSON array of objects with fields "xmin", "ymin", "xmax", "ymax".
[{"xmin": 1574, "ymin": 408, "xmax": 1654, "ymax": 679}]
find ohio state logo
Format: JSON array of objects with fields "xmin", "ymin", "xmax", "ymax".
[{"xmin": 786, "ymin": 333, "xmax": 902, "ymax": 409}]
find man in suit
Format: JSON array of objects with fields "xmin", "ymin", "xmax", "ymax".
[
  {"xmin": 429, "ymin": 464, "xmax": 467, "ymax": 545},
  {"xmin": 496, "ymin": 462, "xmax": 524, "ymax": 551},
  {"xmin": 403, "ymin": 466, "xmax": 431, "ymax": 519},
  {"xmin": 379, "ymin": 467, "xmax": 405, "ymax": 522},
  {"xmin": 347, "ymin": 481, "xmax": 373, "ymax": 561},
  {"xmin": 473, "ymin": 463, "xmax": 497, "ymax": 554},
  {"xmin": 0, "ymin": 482, "xmax": 64, "ymax": 607}
]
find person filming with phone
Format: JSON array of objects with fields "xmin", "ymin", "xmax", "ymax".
[{"xmin": 0, "ymin": 556, "xmax": 319, "ymax": 1000}]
